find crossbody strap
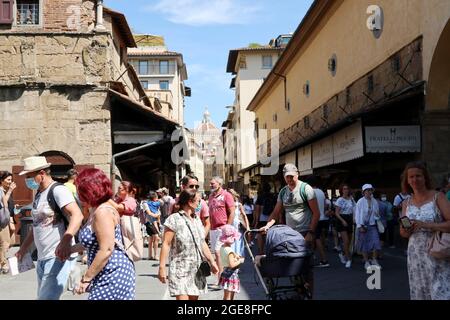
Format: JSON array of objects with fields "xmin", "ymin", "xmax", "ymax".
[{"xmin": 179, "ymin": 212, "xmax": 204, "ymax": 262}]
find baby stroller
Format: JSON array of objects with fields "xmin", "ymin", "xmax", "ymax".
[{"xmin": 244, "ymin": 225, "xmax": 313, "ymax": 300}]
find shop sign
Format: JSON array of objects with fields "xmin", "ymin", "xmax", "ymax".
[
  {"xmin": 365, "ymin": 126, "xmax": 421, "ymax": 153},
  {"xmin": 333, "ymin": 121, "xmax": 364, "ymax": 163}
]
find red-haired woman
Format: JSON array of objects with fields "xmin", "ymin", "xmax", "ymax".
[
  {"xmin": 72, "ymin": 168, "xmax": 135, "ymax": 300},
  {"xmin": 400, "ymin": 162, "xmax": 450, "ymax": 300},
  {"xmin": 108, "ymin": 181, "xmax": 137, "ymax": 217}
]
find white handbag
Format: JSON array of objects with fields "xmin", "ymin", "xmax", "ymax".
[{"xmin": 376, "ymin": 219, "xmax": 385, "ymax": 233}]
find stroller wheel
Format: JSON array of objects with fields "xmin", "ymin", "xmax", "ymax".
[
  {"xmin": 293, "ymin": 275, "xmax": 311, "ymax": 300},
  {"xmin": 265, "ymin": 278, "xmax": 277, "ymax": 300}
]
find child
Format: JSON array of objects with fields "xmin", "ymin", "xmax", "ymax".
[
  {"xmin": 144, "ymin": 191, "xmax": 163, "ymax": 260},
  {"xmin": 218, "ymin": 224, "xmax": 245, "ymax": 300}
]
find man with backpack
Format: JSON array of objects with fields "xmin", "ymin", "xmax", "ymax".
[
  {"xmin": 15, "ymin": 156, "xmax": 83, "ymax": 300},
  {"xmin": 260, "ymin": 163, "xmax": 320, "ymax": 296}
]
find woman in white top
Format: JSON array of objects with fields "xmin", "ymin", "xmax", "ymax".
[
  {"xmin": 355, "ymin": 184, "xmax": 381, "ymax": 270},
  {"xmin": 399, "ymin": 161, "xmax": 450, "ymax": 300},
  {"xmin": 334, "ymin": 184, "xmax": 356, "ymax": 268}
]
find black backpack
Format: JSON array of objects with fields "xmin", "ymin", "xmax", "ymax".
[{"xmin": 47, "ymin": 182, "xmax": 83, "ymax": 229}]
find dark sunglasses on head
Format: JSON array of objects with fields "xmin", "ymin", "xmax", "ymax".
[{"xmin": 188, "ymin": 185, "xmax": 200, "ymax": 189}]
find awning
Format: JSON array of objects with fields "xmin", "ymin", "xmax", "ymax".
[
  {"xmin": 333, "ymin": 121, "xmax": 364, "ymax": 164},
  {"xmin": 312, "ymin": 136, "xmax": 333, "ymax": 168},
  {"xmin": 108, "ymin": 89, "xmax": 178, "ymax": 127},
  {"xmin": 113, "ymin": 131, "xmax": 165, "ymax": 144},
  {"xmin": 297, "ymin": 145, "xmax": 312, "ymax": 172}
]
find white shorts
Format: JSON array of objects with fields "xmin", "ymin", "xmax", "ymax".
[{"xmin": 210, "ymin": 229, "xmax": 223, "ymax": 253}]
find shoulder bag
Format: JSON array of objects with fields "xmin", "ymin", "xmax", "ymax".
[
  {"xmin": 180, "ymin": 212, "xmax": 211, "ymax": 289},
  {"xmin": 429, "ymin": 194, "xmax": 450, "ymax": 260}
]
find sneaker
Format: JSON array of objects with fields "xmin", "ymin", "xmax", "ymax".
[
  {"xmin": 364, "ymin": 261, "xmax": 371, "ymax": 270},
  {"xmin": 333, "ymin": 246, "xmax": 341, "ymax": 252},
  {"xmin": 345, "ymin": 260, "xmax": 352, "ymax": 268},
  {"xmin": 338, "ymin": 252, "xmax": 346, "ymax": 264},
  {"xmin": 371, "ymin": 259, "xmax": 381, "ymax": 269},
  {"xmin": 315, "ymin": 261, "xmax": 330, "ymax": 268}
]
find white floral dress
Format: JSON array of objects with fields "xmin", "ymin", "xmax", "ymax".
[
  {"xmin": 164, "ymin": 211, "xmax": 207, "ymax": 296},
  {"xmin": 406, "ymin": 194, "xmax": 450, "ymax": 300}
]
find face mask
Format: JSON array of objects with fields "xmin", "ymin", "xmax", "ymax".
[
  {"xmin": 381, "ymin": 197, "xmax": 387, "ymax": 201},
  {"xmin": 210, "ymin": 187, "xmax": 218, "ymax": 192},
  {"xmin": 25, "ymin": 177, "xmax": 39, "ymax": 190}
]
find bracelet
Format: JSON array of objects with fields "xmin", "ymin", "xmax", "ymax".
[{"xmin": 81, "ymin": 276, "xmax": 91, "ymax": 284}]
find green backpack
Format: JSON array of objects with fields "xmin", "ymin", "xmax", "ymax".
[{"xmin": 279, "ymin": 182, "xmax": 311, "ymax": 212}]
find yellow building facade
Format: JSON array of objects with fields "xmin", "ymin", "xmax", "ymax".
[{"xmin": 247, "ymin": 0, "xmax": 450, "ymax": 195}]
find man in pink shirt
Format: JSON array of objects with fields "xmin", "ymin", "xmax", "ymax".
[
  {"xmin": 169, "ymin": 174, "xmax": 210, "ymax": 235},
  {"xmin": 208, "ymin": 176, "xmax": 235, "ymax": 284}
]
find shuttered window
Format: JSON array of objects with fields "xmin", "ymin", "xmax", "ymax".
[{"xmin": 0, "ymin": 0, "xmax": 13, "ymax": 24}]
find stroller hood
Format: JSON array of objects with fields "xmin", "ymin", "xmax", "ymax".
[{"xmin": 265, "ymin": 225, "xmax": 309, "ymax": 258}]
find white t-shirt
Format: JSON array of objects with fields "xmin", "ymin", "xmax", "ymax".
[
  {"xmin": 314, "ymin": 188, "xmax": 328, "ymax": 221},
  {"xmin": 335, "ymin": 197, "xmax": 356, "ymax": 215},
  {"xmin": 32, "ymin": 182, "xmax": 76, "ymax": 261},
  {"xmin": 278, "ymin": 181, "xmax": 316, "ymax": 234}
]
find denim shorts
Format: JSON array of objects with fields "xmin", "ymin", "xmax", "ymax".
[{"xmin": 36, "ymin": 257, "xmax": 75, "ymax": 300}]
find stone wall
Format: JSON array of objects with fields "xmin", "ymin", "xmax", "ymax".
[
  {"xmin": 0, "ymin": 33, "xmax": 114, "ymax": 85},
  {"xmin": 0, "ymin": 87, "xmax": 111, "ymax": 173},
  {"xmin": 421, "ymin": 110, "xmax": 450, "ymax": 188}
]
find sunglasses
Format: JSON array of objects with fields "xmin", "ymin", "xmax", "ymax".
[
  {"xmin": 287, "ymin": 192, "xmax": 294, "ymax": 204},
  {"xmin": 188, "ymin": 185, "xmax": 200, "ymax": 189}
]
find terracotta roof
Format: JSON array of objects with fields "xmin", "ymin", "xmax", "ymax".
[
  {"xmin": 103, "ymin": 7, "xmax": 136, "ymax": 48},
  {"xmin": 226, "ymin": 46, "xmax": 283, "ymax": 73}
]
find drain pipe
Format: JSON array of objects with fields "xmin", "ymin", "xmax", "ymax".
[
  {"xmin": 111, "ymin": 141, "xmax": 159, "ymax": 191},
  {"xmin": 95, "ymin": 0, "xmax": 106, "ymax": 31}
]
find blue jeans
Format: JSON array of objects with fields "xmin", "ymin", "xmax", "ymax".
[{"xmin": 36, "ymin": 257, "xmax": 75, "ymax": 300}]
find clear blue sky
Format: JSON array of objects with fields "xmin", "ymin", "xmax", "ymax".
[{"xmin": 105, "ymin": 0, "xmax": 314, "ymax": 129}]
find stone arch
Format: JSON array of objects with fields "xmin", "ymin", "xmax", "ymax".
[
  {"xmin": 39, "ymin": 150, "xmax": 75, "ymax": 180},
  {"xmin": 426, "ymin": 18, "xmax": 450, "ymax": 110}
]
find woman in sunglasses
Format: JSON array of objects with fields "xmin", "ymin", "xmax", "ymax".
[{"xmin": 169, "ymin": 174, "xmax": 210, "ymax": 235}]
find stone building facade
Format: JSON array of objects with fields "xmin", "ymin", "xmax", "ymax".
[{"xmin": 0, "ymin": 0, "xmax": 166, "ymax": 204}]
